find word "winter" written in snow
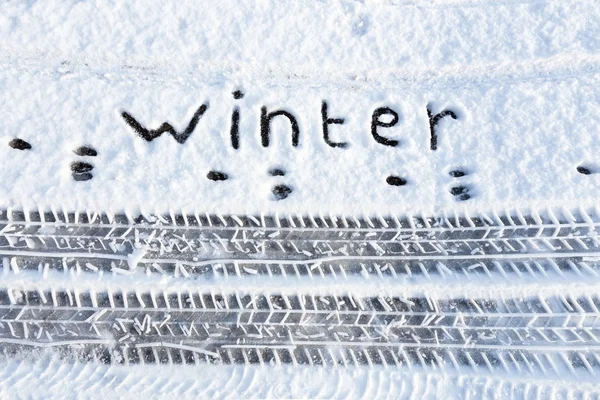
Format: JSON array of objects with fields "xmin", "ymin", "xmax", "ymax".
[{"xmin": 120, "ymin": 90, "xmax": 459, "ymax": 151}]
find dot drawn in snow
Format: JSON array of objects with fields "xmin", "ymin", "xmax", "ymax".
[
  {"xmin": 71, "ymin": 162, "xmax": 93, "ymax": 174},
  {"xmin": 72, "ymin": 146, "xmax": 97, "ymax": 182},
  {"xmin": 450, "ymin": 186, "xmax": 469, "ymax": 196},
  {"xmin": 9, "ymin": 138, "xmax": 32, "ymax": 150},
  {"xmin": 267, "ymin": 167, "xmax": 293, "ymax": 200},
  {"xmin": 449, "ymin": 170, "xmax": 467, "ymax": 178},
  {"xmin": 74, "ymin": 146, "xmax": 98, "ymax": 157},
  {"xmin": 268, "ymin": 167, "xmax": 286, "ymax": 177},
  {"xmin": 73, "ymin": 172, "xmax": 93, "ymax": 182},
  {"xmin": 577, "ymin": 166, "xmax": 593, "ymax": 175},
  {"xmin": 204, "ymin": 167, "xmax": 293, "ymax": 200},
  {"xmin": 272, "ymin": 184, "xmax": 293, "ymax": 200},
  {"xmin": 207, "ymin": 171, "xmax": 228, "ymax": 181},
  {"xmin": 449, "ymin": 168, "xmax": 472, "ymax": 201},
  {"xmin": 457, "ymin": 193, "xmax": 471, "ymax": 201},
  {"xmin": 450, "ymin": 185, "xmax": 471, "ymax": 201},
  {"xmin": 386, "ymin": 176, "xmax": 407, "ymax": 186}
]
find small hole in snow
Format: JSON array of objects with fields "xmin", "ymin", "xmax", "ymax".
[
  {"xmin": 74, "ymin": 146, "xmax": 98, "ymax": 157},
  {"xmin": 73, "ymin": 173, "xmax": 93, "ymax": 182},
  {"xmin": 386, "ymin": 176, "xmax": 407, "ymax": 186},
  {"xmin": 207, "ymin": 171, "xmax": 228, "ymax": 181},
  {"xmin": 9, "ymin": 138, "xmax": 32, "ymax": 150},
  {"xmin": 450, "ymin": 186, "xmax": 469, "ymax": 196},
  {"xmin": 458, "ymin": 193, "xmax": 471, "ymax": 201},
  {"xmin": 71, "ymin": 162, "xmax": 94, "ymax": 173},
  {"xmin": 269, "ymin": 167, "xmax": 286, "ymax": 177},
  {"xmin": 449, "ymin": 170, "xmax": 467, "ymax": 178},
  {"xmin": 272, "ymin": 184, "xmax": 292, "ymax": 200}
]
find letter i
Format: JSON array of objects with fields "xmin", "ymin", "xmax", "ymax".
[{"xmin": 231, "ymin": 90, "xmax": 244, "ymax": 149}]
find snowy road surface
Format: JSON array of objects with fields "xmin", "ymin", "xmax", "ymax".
[{"xmin": 1, "ymin": 208, "xmax": 600, "ymax": 397}]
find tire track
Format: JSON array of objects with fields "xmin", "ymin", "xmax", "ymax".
[{"xmin": 0, "ymin": 207, "xmax": 599, "ymax": 378}]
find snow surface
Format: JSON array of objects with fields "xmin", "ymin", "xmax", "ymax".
[
  {"xmin": 0, "ymin": 0, "xmax": 599, "ymax": 216},
  {"xmin": 1, "ymin": 0, "xmax": 600, "ymax": 398},
  {"xmin": 2, "ymin": 360, "xmax": 599, "ymax": 399}
]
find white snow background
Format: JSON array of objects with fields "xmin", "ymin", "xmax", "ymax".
[
  {"xmin": 1, "ymin": 0, "xmax": 600, "ymax": 398},
  {"xmin": 0, "ymin": 0, "xmax": 599, "ymax": 216}
]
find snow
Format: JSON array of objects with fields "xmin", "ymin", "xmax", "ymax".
[
  {"xmin": 0, "ymin": 0, "xmax": 599, "ymax": 397},
  {"xmin": 0, "ymin": 1, "xmax": 598, "ymax": 216},
  {"xmin": 1, "ymin": 360, "xmax": 598, "ymax": 399}
]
